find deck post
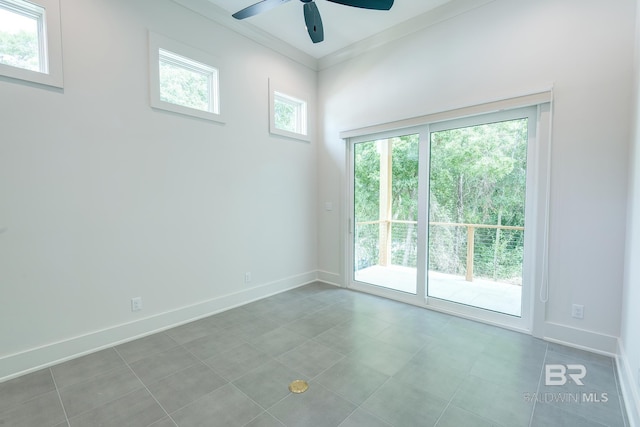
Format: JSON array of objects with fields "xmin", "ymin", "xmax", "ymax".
[
  {"xmin": 378, "ymin": 140, "xmax": 392, "ymax": 266},
  {"xmin": 466, "ymin": 225, "xmax": 475, "ymax": 282}
]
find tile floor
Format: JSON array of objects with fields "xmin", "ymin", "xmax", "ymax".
[{"xmin": 0, "ymin": 282, "xmax": 629, "ymax": 427}]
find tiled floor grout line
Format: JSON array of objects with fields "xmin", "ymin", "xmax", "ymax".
[
  {"xmin": 355, "ymin": 373, "xmax": 396, "ymax": 425},
  {"xmin": 112, "ymin": 346, "xmax": 179, "ymax": 427},
  {"xmin": 431, "ymin": 357, "xmax": 473, "ymax": 427},
  {"xmin": 61, "ymin": 385, "xmax": 147, "ymax": 425},
  {"xmin": 334, "ymin": 404, "xmax": 360, "ymax": 427},
  {"xmin": 50, "ymin": 361, "xmax": 137, "ymax": 426},
  {"xmin": 0, "ymin": 375, "xmax": 62, "ymax": 420},
  {"xmin": 153, "ymin": 341, "xmax": 238, "ymax": 418},
  {"xmin": 324, "ymin": 310, "xmax": 454, "ymax": 427},
  {"xmin": 341, "ymin": 406, "xmax": 392, "ymax": 427},
  {"xmin": 528, "ymin": 343, "xmax": 549, "ymax": 427},
  {"xmin": 241, "ymin": 411, "xmax": 271, "ymax": 427},
  {"xmin": 49, "ymin": 367, "xmax": 71, "ymax": 427},
  {"xmin": 226, "ymin": 380, "xmax": 291, "ymax": 425},
  {"xmin": 431, "ymin": 396, "xmax": 453, "ymax": 426},
  {"xmin": 438, "ymin": 363, "xmax": 482, "ymax": 426},
  {"xmin": 612, "ymin": 358, "xmax": 630, "ymax": 427},
  {"xmin": 253, "ymin": 301, "xmax": 424, "ymax": 426},
  {"xmin": 161, "ymin": 335, "xmax": 313, "ymax": 423}
]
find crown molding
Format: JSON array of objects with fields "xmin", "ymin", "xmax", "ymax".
[
  {"xmin": 317, "ymin": 0, "xmax": 497, "ymax": 70},
  {"xmin": 172, "ymin": 0, "xmax": 497, "ymax": 73},
  {"xmin": 171, "ymin": 0, "xmax": 319, "ymax": 70}
]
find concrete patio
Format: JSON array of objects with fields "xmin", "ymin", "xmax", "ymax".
[{"xmin": 354, "ymin": 265, "xmax": 522, "ymax": 316}]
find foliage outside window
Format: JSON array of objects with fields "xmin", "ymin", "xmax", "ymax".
[
  {"xmin": 148, "ymin": 32, "xmax": 223, "ymax": 122},
  {"xmin": 159, "ymin": 49, "xmax": 218, "ymax": 114},
  {"xmin": 428, "ymin": 119, "xmax": 528, "ymax": 283},
  {"xmin": 274, "ymin": 92, "xmax": 306, "ymax": 135},
  {"xmin": 0, "ymin": 2, "xmax": 43, "ymax": 72},
  {"xmin": 354, "ymin": 135, "xmax": 419, "ymax": 270},
  {"xmin": 353, "ymin": 119, "xmax": 528, "ymax": 284},
  {"xmin": 0, "ymin": 0, "xmax": 63, "ymax": 87},
  {"xmin": 269, "ymin": 80, "xmax": 309, "ymax": 141}
]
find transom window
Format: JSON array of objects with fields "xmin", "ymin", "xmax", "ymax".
[
  {"xmin": 148, "ymin": 32, "xmax": 223, "ymax": 123},
  {"xmin": 0, "ymin": 0, "xmax": 63, "ymax": 87},
  {"xmin": 158, "ymin": 48, "xmax": 219, "ymax": 114},
  {"xmin": 0, "ymin": 0, "xmax": 45, "ymax": 72},
  {"xmin": 274, "ymin": 91, "xmax": 306, "ymax": 135},
  {"xmin": 269, "ymin": 80, "xmax": 309, "ymax": 141}
]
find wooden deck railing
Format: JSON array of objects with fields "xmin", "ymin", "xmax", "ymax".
[{"xmin": 355, "ymin": 220, "xmax": 524, "ymax": 282}]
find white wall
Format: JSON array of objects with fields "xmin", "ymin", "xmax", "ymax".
[
  {"xmin": 318, "ymin": 0, "xmax": 635, "ymax": 352},
  {"xmin": 1, "ymin": 0, "xmax": 636, "ymax": 384},
  {"xmin": 0, "ymin": 0, "xmax": 318, "ymax": 379},
  {"xmin": 619, "ymin": 0, "xmax": 640, "ymax": 422}
]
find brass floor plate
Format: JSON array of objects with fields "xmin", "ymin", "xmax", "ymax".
[{"xmin": 288, "ymin": 380, "xmax": 309, "ymax": 394}]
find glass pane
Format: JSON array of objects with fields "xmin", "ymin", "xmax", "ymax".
[
  {"xmin": 354, "ymin": 134, "xmax": 419, "ymax": 294},
  {"xmin": 273, "ymin": 92, "xmax": 306, "ymax": 135},
  {"xmin": 0, "ymin": 7, "xmax": 41, "ymax": 72},
  {"xmin": 427, "ymin": 118, "xmax": 528, "ymax": 316},
  {"xmin": 159, "ymin": 57, "xmax": 212, "ymax": 112},
  {"xmin": 274, "ymin": 97, "xmax": 297, "ymax": 133}
]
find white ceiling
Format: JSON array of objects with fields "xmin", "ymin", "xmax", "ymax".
[{"xmin": 204, "ymin": 0, "xmax": 454, "ymax": 59}]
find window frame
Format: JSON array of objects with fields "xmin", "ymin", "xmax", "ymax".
[
  {"xmin": 269, "ymin": 79, "xmax": 310, "ymax": 141},
  {"xmin": 0, "ymin": 0, "xmax": 63, "ymax": 88},
  {"xmin": 148, "ymin": 31, "xmax": 224, "ymax": 123},
  {"xmin": 344, "ymin": 93, "xmax": 553, "ymax": 336}
]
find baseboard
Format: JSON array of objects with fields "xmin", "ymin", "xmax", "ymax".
[
  {"xmin": 316, "ymin": 270, "xmax": 343, "ymax": 287},
  {"xmin": 617, "ymin": 339, "xmax": 640, "ymax": 427},
  {"xmin": 316, "ymin": 276, "xmax": 619, "ymax": 357},
  {"xmin": 0, "ymin": 271, "xmax": 317, "ymax": 382},
  {"xmin": 544, "ymin": 321, "xmax": 618, "ymax": 356}
]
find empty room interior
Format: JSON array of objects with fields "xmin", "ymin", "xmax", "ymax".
[{"xmin": 1, "ymin": 0, "xmax": 640, "ymax": 426}]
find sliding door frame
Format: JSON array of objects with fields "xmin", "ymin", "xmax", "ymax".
[
  {"xmin": 423, "ymin": 107, "xmax": 537, "ymax": 331},
  {"xmin": 347, "ymin": 126, "xmax": 429, "ymax": 306},
  {"xmin": 344, "ymin": 95, "xmax": 552, "ymax": 336}
]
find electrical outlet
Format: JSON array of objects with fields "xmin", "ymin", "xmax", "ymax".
[
  {"xmin": 244, "ymin": 272, "xmax": 251, "ymax": 284},
  {"xmin": 131, "ymin": 297, "xmax": 142, "ymax": 312},
  {"xmin": 571, "ymin": 304, "xmax": 584, "ymax": 319}
]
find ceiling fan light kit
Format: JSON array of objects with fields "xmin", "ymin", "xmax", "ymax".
[{"xmin": 232, "ymin": 0, "xmax": 394, "ymax": 44}]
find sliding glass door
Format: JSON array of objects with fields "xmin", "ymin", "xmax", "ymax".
[
  {"xmin": 349, "ymin": 107, "xmax": 539, "ymax": 329},
  {"xmin": 427, "ymin": 116, "xmax": 530, "ymax": 318},
  {"xmin": 352, "ymin": 133, "xmax": 420, "ymax": 295}
]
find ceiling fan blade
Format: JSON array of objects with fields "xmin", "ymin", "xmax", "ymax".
[
  {"xmin": 326, "ymin": 0, "xmax": 393, "ymax": 10},
  {"xmin": 232, "ymin": 0, "xmax": 292, "ymax": 19},
  {"xmin": 303, "ymin": 2, "xmax": 324, "ymax": 44}
]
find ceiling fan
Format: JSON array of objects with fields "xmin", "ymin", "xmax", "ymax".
[{"xmin": 232, "ymin": 0, "xmax": 395, "ymax": 44}]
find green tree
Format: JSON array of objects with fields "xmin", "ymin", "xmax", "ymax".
[
  {"xmin": 354, "ymin": 135, "xmax": 419, "ymax": 269},
  {"xmin": 429, "ymin": 119, "xmax": 528, "ymax": 281},
  {"xmin": 354, "ymin": 119, "xmax": 528, "ymax": 283},
  {"xmin": 354, "ymin": 140, "xmax": 381, "ymax": 269},
  {"xmin": 390, "ymin": 135, "xmax": 419, "ymax": 266},
  {"xmin": 0, "ymin": 30, "xmax": 40, "ymax": 71},
  {"xmin": 159, "ymin": 61, "xmax": 210, "ymax": 111},
  {"xmin": 274, "ymin": 99, "xmax": 296, "ymax": 132}
]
